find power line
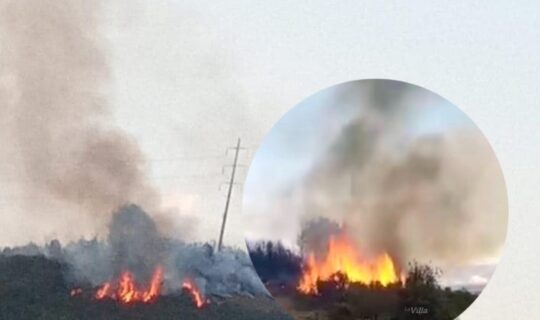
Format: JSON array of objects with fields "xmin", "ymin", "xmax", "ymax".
[{"xmin": 217, "ymin": 138, "xmax": 245, "ymax": 252}]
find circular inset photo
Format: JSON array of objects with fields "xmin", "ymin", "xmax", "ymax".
[{"xmin": 243, "ymin": 79, "xmax": 507, "ymax": 320}]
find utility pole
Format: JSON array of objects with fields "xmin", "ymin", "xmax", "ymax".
[{"xmin": 217, "ymin": 138, "xmax": 241, "ymax": 252}]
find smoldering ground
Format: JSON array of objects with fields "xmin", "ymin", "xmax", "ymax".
[
  {"xmin": 2, "ymin": 204, "xmax": 269, "ymax": 298},
  {"xmin": 296, "ymin": 80, "xmax": 508, "ymax": 268}
]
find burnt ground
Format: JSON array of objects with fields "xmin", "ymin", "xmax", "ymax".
[
  {"xmin": 269, "ymin": 286, "xmax": 401, "ymax": 320},
  {"xmin": 62, "ymin": 295, "xmax": 294, "ymax": 320},
  {"xmin": 0, "ymin": 255, "xmax": 293, "ymax": 320},
  {"xmin": 264, "ymin": 279, "xmax": 477, "ymax": 320}
]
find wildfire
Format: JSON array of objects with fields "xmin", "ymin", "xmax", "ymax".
[
  {"xmin": 182, "ymin": 279, "xmax": 209, "ymax": 309},
  {"xmin": 69, "ymin": 266, "xmax": 210, "ymax": 309},
  {"xmin": 94, "ymin": 266, "xmax": 164, "ymax": 304},
  {"xmin": 297, "ymin": 235, "xmax": 402, "ymax": 294}
]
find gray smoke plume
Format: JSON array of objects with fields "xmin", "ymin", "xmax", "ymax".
[
  {"xmin": 298, "ymin": 80, "xmax": 507, "ymax": 267},
  {"xmin": 107, "ymin": 205, "xmax": 164, "ymax": 281},
  {"xmin": 297, "ymin": 217, "xmax": 341, "ymax": 256},
  {"xmin": 1, "ymin": 205, "xmax": 269, "ymax": 298},
  {"xmin": 0, "ymin": 0, "xmax": 170, "ymax": 242},
  {"xmin": 0, "ymin": 0, "xmax": 263, "ymax": 298}
]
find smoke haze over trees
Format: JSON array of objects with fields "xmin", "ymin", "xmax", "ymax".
[
  {"xmin": 2, "ymin": 205, "xmax": 269, "ymax": 301},
  {"xmin": 243, "ymin": 80, "xmax": 508, "ymax": 282}
]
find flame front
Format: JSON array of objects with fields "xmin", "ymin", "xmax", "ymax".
[
  {"xmin": 182, "ymin": 279, "xmax": 208, "ymax": 309},
  {"xmin": 71, "ymin": 266, "xmax": 209, "ymax": 309},
  {"xmin": 143, "ymin": 266, "xmax": 163, "ymax": 303},
  {"xmin": 94, "ymin": 266, "xmax": 163, "ymax": 304},
  {"xmin": 297, "ymin": 235, "xmax": 401, "ymax": 294}
]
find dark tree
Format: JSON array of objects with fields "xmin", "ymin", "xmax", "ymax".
[{"xmin": 246, "ymin": 240, "xmax": 302, "ymax": 285}]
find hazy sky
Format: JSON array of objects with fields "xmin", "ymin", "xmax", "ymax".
[{"xmin": 1, "ymin": 2, "xmax": 539, "ymax": 318}]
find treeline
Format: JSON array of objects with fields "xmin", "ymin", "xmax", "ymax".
[{"xmin": 246, "ymin": 241, "xmax": 302, "ymax": 284}]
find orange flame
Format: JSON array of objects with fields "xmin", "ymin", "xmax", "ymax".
[
  {"xmin": 297, "ymin": 235, "xmax": 401, "ymax": 294},
  {"xmin": 95, "ymin": 282, "xmax": 111, "ymax": 299},
  {"xmin": 94, "ymin": 266, "xmax": 163, "ymax": 304},
  {"xmin": 143, "ymin": 266, "xmax": 163, "ymax": 303},
  {"xmin": 71, "ymin": 266, "xmax": 211, "ymax": 309},
  {"xmin": 182, "ymin": 279, "xmax": 208, "ymax": 308}
]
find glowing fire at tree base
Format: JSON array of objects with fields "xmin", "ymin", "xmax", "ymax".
[
  {"xmin": 70, "ymin": 265, "xmax": 209, "ymax": 308},
  {"xmin": 297, "ymin": 235, "xmax": 404, "ymax": 295},
  {"xmin": 94, "ymin": 266, "xmax": 164, "ymax": 304},
  {"xmin": 182, "ymin": 279, "xmax": 210, "ymax": 309}
]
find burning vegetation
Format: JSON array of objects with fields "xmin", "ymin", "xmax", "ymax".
[
  {"xmin": 242, "ymin": 77, "xmax": 507, "ymax": 319},
  {"xmin": 93, "ymin": 266, "xmax": 164, "ymax": 303},
  {"xmin": 297, "ymin": 234, "xmax": 403, "ymax": 295},
  {"xmin": 182, "ymin": 279, "xmax": 210, "ymax": 309},
  {"xmin": 247, "ymin": 218, "xmax": 479, "ymax": 320},
  {"xmin": 0, "ymin": 255, "xmax": 291, "ymax": 320},
  {"xmin": 70, "ymin": 265, "xmax": 208, "ymax": 308},
  {"xmin": 0, "ymin": 205, "xmax": 289, "ymax": 320}
]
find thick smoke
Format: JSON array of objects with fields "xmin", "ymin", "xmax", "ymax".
[
  {"xmin": 1, "ymin": 205, "xmax": 269, "ymax": 298},
  {"xmin": 107, "ymin": 205, "xmax": 164, "ymax": 281},
  {"xmin": 0, "ymin": 0, "xmax": 166, "ymax": 243},
  {"xmin": 0, "ymin": 0, "xmax": 264, "ymax": 298},
  {"xmin": 298, "ymin": 80, "xmax": 507, "ymax": 267},
  {"xmin": 297, "ymin": 217, "xmax": 341, "ymax": 256}
]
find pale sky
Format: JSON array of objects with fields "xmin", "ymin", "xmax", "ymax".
[{"xmin": 1, "ymin": 2, "xmax": 539, "ymax": 318}]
